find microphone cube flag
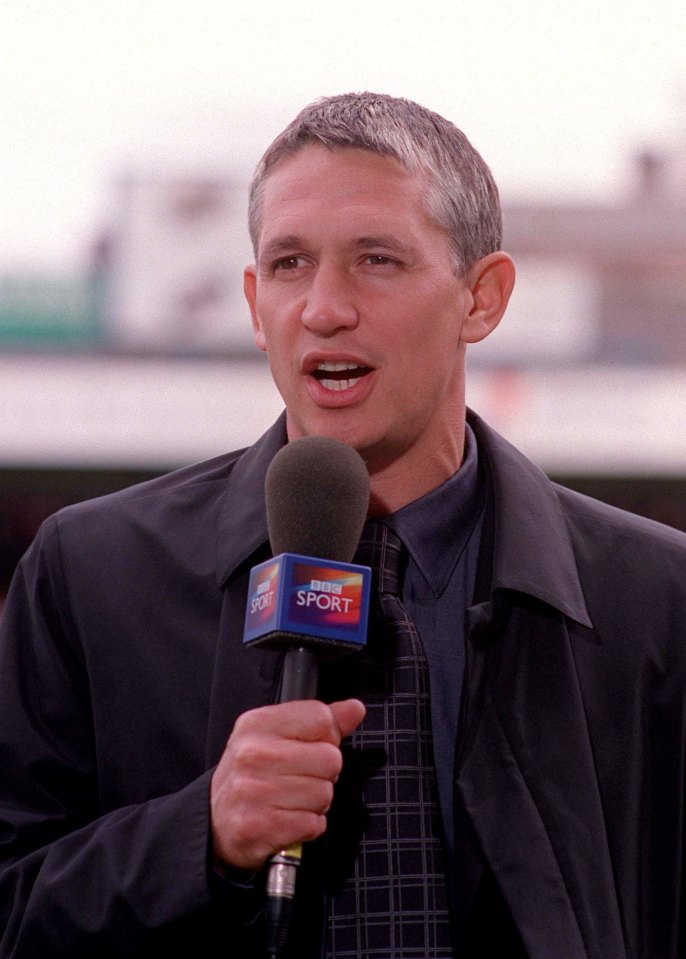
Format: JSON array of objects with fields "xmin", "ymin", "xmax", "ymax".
[{"xmin": 243, "ymin": 553, "xmax": 371, "ymax": 654}]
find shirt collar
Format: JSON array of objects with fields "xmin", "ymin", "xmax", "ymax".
[{"xmin": 383, "ymin": 423, "xmax": 483, "ymax": 598}]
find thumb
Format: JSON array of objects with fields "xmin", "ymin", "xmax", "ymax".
[{"xmin": 329, "ymin": 698, "xmax": 366, "ymax": 739}]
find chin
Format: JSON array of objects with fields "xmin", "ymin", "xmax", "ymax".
[{"xmin": 287, "ymin": 412, "xmax": 374, "ymax": 451}]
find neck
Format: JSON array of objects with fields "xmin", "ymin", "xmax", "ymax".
[{"xmin": 366, "ymin": 420, "xmax": 466, "ymax": 517}]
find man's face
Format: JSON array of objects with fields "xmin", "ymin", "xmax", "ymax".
[{"xmin": 244, "ymin": 145, "xmax": 476, "ymax": 479}]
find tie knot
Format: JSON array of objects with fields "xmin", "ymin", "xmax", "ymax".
[{"xmin": 354, "ymin": 521, "xmax": 403, "ymax": 597}]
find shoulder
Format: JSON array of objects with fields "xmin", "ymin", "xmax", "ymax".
[
  {"xmin": 554, "ymin": 481, "xmax": 686, "ymax": 565},
  {"xmin": 61, "ymin": 447, "xmax": 248, "ymax": 523},
  {"xmin": 25, "ymin": 413, "xmax": 287, "ymax": 593},
  {"xmin": 471, "ymin": 405, "xmax": 686, "ymax": 597},
  {"xmin": 553, "ymin": 483, "xmax": 686, "ymax": 660},
  {"xmin": 35, "ymin": 447, "xmax": 249, "ymax": 578}
]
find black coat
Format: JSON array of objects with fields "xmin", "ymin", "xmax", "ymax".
[{"xmin": 1, "ymin": 410, "xmax": 685, "ymax": 958}]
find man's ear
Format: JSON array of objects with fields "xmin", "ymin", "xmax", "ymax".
[
  {"xmin": 459, "ymin": 252, "xmax": 515, "ymax": 344},
  {"xmin": 243, "ymin": 266, "xmax": 267, "ymax": 352}
]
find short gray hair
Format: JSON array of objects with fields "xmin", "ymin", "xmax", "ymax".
[{"xmin": 248, "ymin": 91, "xmax": 502, "ymax": 276}]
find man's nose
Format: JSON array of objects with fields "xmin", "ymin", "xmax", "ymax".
[{"xmin": 300, "ymin": 265, "xmax": 359, "ymax": 335}]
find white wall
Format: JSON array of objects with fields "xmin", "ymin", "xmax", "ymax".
[{"xmin": 1, "ymin": 355, "xmax": 684, "ymax": 475}]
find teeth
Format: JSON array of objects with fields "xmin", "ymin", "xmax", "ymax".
[
  {"xmin": 314, "ymin": 360, "xmax": 364, "ymax": 392},
  {"xmin": 319, "ymin": 376, "xmax": 361, "ymax": 391},
  {"xmin": 317, "ymin": 362, "xmax": 358, "ymax": 372}
]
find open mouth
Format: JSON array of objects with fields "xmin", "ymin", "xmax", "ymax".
[{"xmin": 310, "ymin": 361, "xmax": 373, "ymax": 392}]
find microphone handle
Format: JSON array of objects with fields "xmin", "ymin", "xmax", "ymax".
[
  {"xmin": 266, "ymin": 645, "xmax": 320, "ymax": 958},
  {"xmin": 280, "ymin": 645, "xmax": 319, "ymax": 702}
]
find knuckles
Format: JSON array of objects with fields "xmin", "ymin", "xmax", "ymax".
[
  {"xmin": 212, "ymin": 700, "xmax": 347, "ymax": 867},
  {"xmin": 232, "ymin": 701, "xmax": 343, "ymax": 745}
]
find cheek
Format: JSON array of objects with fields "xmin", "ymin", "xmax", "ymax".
[
  {"xmin": 252, "ymin": 324, "xmax": 267, "ymax": 351},
  {"xmin": 253, "ymin": 307, "xmax": 284, "ymax": 351},
  {"xmin": 262, "ymin": 329, "xmax": 300, "ymax": 385}
]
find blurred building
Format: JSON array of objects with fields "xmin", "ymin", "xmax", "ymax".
[
  {"xmin": 1, "ymin": 136, "xmax": 685, "ymax": 607},
  {"xmin": 103, "ymin": 172, "xmax": 254, "ymax": 354},
  {"xmin": 491, "ymin": 146, "xmax": 686, "ymax": 368}
]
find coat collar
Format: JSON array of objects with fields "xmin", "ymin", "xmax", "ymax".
[
  {"xmin": 215, "ymin": 412, "xmax": 288, "ymax": 586},
  {"xmin": 214, "ymin": 408, "xmax": 592, "ymax": 629},
  {"xmin": 467, "ymin": 408, "xmax": 593, "ymax": 629}
]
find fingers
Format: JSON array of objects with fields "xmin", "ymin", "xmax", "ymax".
[
  {"xmin": 234, "ymin": 698, "xmax": 364, "ymax": 745},
  {"xmin": 209, "ymin": 698, "xmax": 365, "ymax": 872},
  {"xmin": 228, "ymin": 720, "xmax": 345, "ymax": 782},
  {"xmin": 330, "ymin": 698, "xmax": 366, "ymax": 739}
]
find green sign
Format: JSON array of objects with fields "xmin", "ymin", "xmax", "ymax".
[{"xmin": 0, "ymin": 274, "xmax": 102, "ymax": 346}]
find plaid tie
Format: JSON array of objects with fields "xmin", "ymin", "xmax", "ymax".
[{"xmin": 324, "ymin": 521, "xmax": 454, "ymax": 958}]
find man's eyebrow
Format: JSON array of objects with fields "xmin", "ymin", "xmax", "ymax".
[
  {"xmin": 258, "ymin": 235, "xmax": 304, "ymax": 262},
  {"xmin": 258, "ymin": 233, "xmax": 418, "ymax": 262},
  {"xmin": 352, "ymin": 235, "xmax": 416, "ymax": 254}
]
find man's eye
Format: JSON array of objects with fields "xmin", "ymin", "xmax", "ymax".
[
  {"xmin": 274, "ymin": 256, "xmax": 305, "ymax": 271},
  {"xmin": 365, "ymin": 255, "xmax": 396, "ymax": 266}
]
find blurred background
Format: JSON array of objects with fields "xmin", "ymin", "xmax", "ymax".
[{"xmin": 2, "ymin": 0, "xmax": 686, "ymax": 611}]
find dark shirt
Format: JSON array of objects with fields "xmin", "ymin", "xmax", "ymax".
[{"xmin": 383, "ymin": 424, "xmax": 484, "ymax": 869}]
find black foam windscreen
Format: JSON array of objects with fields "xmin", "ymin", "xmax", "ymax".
[{"xmin": 265, "ymin": 436, "xmax": 370, "ymax": 562}]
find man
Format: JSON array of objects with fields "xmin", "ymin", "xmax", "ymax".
[{"xmin": 1, "ymin": 92, "xmax": 685, "ymax": 958}]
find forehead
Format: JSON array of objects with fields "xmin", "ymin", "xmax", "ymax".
[
  {"xmin": 265, "ymin": 143, "xmax": 416, "ymax": 188},
  {"xmin": 256, "ymin": 145, "xmax": 434, "ymax": 245}
]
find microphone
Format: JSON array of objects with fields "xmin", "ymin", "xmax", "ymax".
[{"xmin": 243, "ymin": 435, "xmax": 371, "ymax": 958}]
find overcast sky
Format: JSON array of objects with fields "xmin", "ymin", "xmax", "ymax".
[{"xmin": 1, "ymin": 0, "xmax": 685, "ymax": 272}]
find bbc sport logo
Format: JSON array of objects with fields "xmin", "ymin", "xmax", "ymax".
[
  {"xmin": 248, "ymin": 562, "xmax": 279, "ymax": 621},
  {"xmin": 288, "ymin": 564, "xmax": 362, "ymax": 626},
  {"xmin": 294, "ymin": 578, "xmax": 355, "ymax": 614}
]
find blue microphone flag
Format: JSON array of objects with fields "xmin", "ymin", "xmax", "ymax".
[{"xmin": 243, "ymin": 553, "xmax": 371, "ymax": 653}]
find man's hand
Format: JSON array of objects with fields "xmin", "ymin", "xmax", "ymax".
[{"xmin": 210, "ymin": 698, "xmax": 365, "ymax": 872}]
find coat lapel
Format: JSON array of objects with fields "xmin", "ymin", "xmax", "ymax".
[
  {"xmin": 461, "ymin": 410, "xmax": 627, "ymax": 958},
  {"xmin": 205, "ymin": 414, "xmax": 288, "ymax": 766},
  {"xmin": 458, "ymin": 599, "xmax": 626, "ymax": 959},
  {"xmin": 205, "ymin": 568, "xmax": 283, "ymax": 766}
]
